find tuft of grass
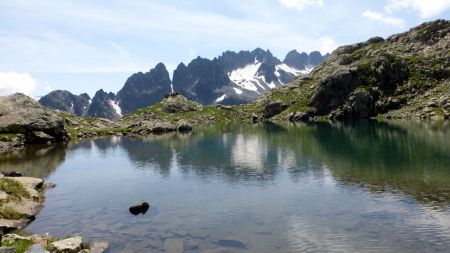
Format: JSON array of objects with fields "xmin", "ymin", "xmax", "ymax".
[
  {"xmin": 1, "ymin": 239, "xmax": 34, "ymax": 253},
  {"xmin": 0, "ymin": 178, "xmax": 30, "ymax": 200},
  {"xmin": 0, "ymin": 206, "xmax": 28, "ymax": 220}
]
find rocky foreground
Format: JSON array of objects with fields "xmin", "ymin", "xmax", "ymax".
[{"xmin": 0, "ymin": 173, "xmax": 108, "ymax": 253}]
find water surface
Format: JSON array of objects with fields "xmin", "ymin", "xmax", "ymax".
[{"xmin": 1, "ymin": 121, "xmax": 449, "ymax": 253}]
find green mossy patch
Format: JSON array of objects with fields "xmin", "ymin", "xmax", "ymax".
[{"xmin": 1, "ymin": 239, "xmax": 34, "ymax": 253}]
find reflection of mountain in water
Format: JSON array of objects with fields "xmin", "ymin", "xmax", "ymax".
[
  {"xmin": 305, "ymin": 121, "xmax": 450, "ymax": 205},
  {"xmin": 4, "ymin": 120, "xmax": 448, "ymax": 207},
  {"xmin": 0, "ymin": 143, "xmax": 68, "ymax": 178},
  {"xmin": 112, "ymin": 121, "xmax": 450, "ymax": 206}
]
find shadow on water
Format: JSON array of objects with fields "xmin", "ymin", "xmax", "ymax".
[{"xmin": 0, "ymin": 143, "xmax": 68, "ymax": 178}]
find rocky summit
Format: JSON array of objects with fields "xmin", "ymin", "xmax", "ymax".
[
  {"xmin": 0, "ymin": 93, "xmax": 69, "ymax": 152},
  {"xmin": 253, "ymin": 19, "xmax": 449, "ymax": 121}
]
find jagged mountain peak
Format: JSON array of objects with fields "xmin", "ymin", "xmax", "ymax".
[{"xmin": 39, "ymin": 48, "xmax": 327, "ymax": 119}]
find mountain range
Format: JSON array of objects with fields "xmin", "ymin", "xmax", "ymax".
[{"xmin": 39, "ymin": 49, "xmax": 328, "ymax": 119}]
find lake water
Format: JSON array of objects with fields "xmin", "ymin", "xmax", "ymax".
[{"xmin": 1, "ymin": 121, "xmax": 450, "ymax": 253}]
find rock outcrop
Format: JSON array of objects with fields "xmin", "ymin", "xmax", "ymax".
[
  {"xmin": 0, "ymin": 93, "xmax": 69, "ymax": 149},
  {"xmin": 255, "ymin": 19, "xmax": 450, "ymax": 121},
  {"xmin": 0, "ymin": 174, "xmax": 45, "ymax": 232}
]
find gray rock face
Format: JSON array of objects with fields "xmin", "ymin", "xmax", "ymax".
[
  {"xmin": 0, "ymin": 93, "xmax": 69, "ymax": 144},
  {"xmin": 263, "ymin": 100, "xmax": 288, "ymax": 118}
]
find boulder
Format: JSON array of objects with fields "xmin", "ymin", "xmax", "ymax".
[
  {"xmin": 263, "ymin": 100, "xmax": 288, "ymax": 118},
  {"xmin": 159, "ymin": 94, "xmax": 203, "ymax": 113},
  {"xmin": 287, "ymin": 111, "xmax": 311, "ymax": 122},
  {"xmin": 0, "ymin": 93, "xmax": 69, "ymax": 144},
  {"xmin": 129, "ymin": 201, "xmax": 150, "ymax": 215},
  {"xmin": 49, "ymin": 236, "xmax": 83, "ymax": 253},
  {"xmin": 132, "ymin": 121, "xmax": 176, "ymax": 135}
]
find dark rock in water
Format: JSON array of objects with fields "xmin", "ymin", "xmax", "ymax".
[
  {"xmin": 263, "ymin": 100, "xmax": 288, "ymax": 118},
  {"xmin": 129, "ymin": 201, "xmax": 150, "ymax": 215},
  {"xmin": 1, "ymin": 171, "xmax": 23, "ymax": 177},
  {"xmin": 216, "ymin": 239, "xmax": 248, "ymax": 249}
]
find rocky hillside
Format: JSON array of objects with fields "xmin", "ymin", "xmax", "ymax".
[
  {"xmin": 39, "ymin": 48, "xmax": 327, "ymax": 119},
  {"xmin": 253, "ymin": 19, "xmax": 449, "ymax": 121}
]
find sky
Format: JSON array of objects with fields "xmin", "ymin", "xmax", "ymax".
[{"xmin": 0, "ymin": 0, "xmax": 449, "ymax": 98}]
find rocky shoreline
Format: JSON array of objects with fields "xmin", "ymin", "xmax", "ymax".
[{"xmin": 0, "ymin": 172, "xmax": 108, "ymax": 253}]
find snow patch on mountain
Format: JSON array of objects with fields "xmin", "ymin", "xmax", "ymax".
[
  {"xmin": 215, "ymin": 94, "xmax": 226, "ymax": 103},
  {"xmin": 233, "ymin": 87, "xmax": 243, "ymax": 95},
  {"xmin": 228, "ymin": 62, "xmax": 262, "ymax": 92},
  {"xmin": 109, "ymin": 100, "xmax": 122, "ymax": 116}
]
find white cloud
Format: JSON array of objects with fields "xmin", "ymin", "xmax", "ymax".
[
  {"xmin": 362, "ymin": 10, "xmax": 406, "ymax": 27},
  {"xmin": 278, "ymin": 0, "xmax": 324, "ymax": 11},
  {"xmin": 385, "ymin": 0, "xmax": 450, "ymax": 18},
  {"xmin": 0, "ymin": 72, "xmax": 51, "ymax": 97},
  {"xmin": 318, "ymin": 36, "xmax": 337, "ymax": 53}
]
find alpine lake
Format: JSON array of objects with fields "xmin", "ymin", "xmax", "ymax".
[{"xmin": 1, "ymin": 120, "xmax": 449, "ymax": 253}]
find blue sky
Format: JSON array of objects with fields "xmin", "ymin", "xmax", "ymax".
[{"xmin": 0, "ymin": 0, "xmax": 449, "ymax": 98}]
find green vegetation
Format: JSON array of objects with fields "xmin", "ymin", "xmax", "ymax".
[
  {"xmin": 0, "ymin": 178, "xmax": 30, "ymax": 200},
  {"xmin": 0, "ymin": 178, "xmax": 31, "ymax": 220},
  {"xmin": 1, "ymin": 239, "xmax": 34, "ymax": 253}
]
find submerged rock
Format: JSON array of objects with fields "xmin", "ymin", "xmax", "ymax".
[
  {"xmin": 49, "ymin": 236, "xmax": 83, "ymax": 253},
  {"xmin": 215, "ymin": 239, "xmax": 248, "ymax": 249},
  {"xmin": 24, "ymin": 244, "xmax": 49, "ymax": 253},
  {"xmin": 129, "ymin": 201, "xmax": 150, "ymax": 215},
  {"xmin": 163, "ymin": 239, "xmax": 184, "ymax": 253}
]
